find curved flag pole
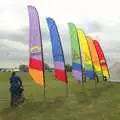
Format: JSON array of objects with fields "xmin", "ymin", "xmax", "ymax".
[
  {"xmin": 40, "ymin": 25, "xmax": 46, "ymax": 98},
  {"xmin": 46, "ymin": 17, "xmax": 68, "ymax": 96},
  {"xmin": 60, "ymin": 43, "xmax": 69, "ymax": 97},
  {"xmin": 27, "ymin": 6, "xmax": 46, "ymax": 97}
]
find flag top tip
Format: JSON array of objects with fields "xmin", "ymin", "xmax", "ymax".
[{"xmin": 27, "ymin": 5, "xmax": 37, "ymax": 10}]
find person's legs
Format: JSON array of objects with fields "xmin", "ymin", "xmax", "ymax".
[
  {"xmin": 10, "ymin": 91, "xmax": 18, "ymax": 107},
  {"xmin": 11, "ymin": 87, "xmax": 19, "ymax": 107},
  {"xmin": 10, "ymin": 92, "xmax": 14, "ymax": 107},
  {"xmin": 10, "ymin": 87, "xmax": 15, "ymax": 107},
  {"xmin": 19, "ymin": 87, "xmax": 25, "ymax": 103}
]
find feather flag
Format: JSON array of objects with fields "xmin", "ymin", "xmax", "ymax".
[
  {"xmin": 28, "ymin": 6, "xmax": 45, "ymax": 85},
  {"xmin": 46, "ymin": 17, "xmax": 67, "ymax": 83},
  {"xmin": 68, "ymin": 23, "xmax": 83, "ymax": 81},
  {"xmin": 93, "ymin": 40, "xmax": 110, "ymax": 79},
  {"xmin": 77, "ymin": 28, "xmax": 95, "ymax": 80},
  {"xmin": 87, "ymin": 36, "xmax": 103, "ymax": 80}
]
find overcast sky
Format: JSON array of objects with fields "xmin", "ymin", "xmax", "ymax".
[{"xmin": 0, "ymin": 0, "xmax": 120, "ymax": 68}]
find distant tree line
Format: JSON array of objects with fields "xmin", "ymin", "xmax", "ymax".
[
  {"xmin": 18, "ymin": 63, "xmax": 72, "ymax": 72},
  {"xmin": 19, "ymin": 64, "xmax": 28, "ymax": 72},
  {"xmin": 19, "ymin": 63, "xmax": 53, "ymax": 72}
]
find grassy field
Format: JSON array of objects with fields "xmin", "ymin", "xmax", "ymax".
[{"xmin": 0, "ymin": 72, "xmax": 120, "ymax": 120}]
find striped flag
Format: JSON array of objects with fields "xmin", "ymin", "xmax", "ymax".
[
  {"xmin": 46, "ymin": 17, "xmax": 67, "ymax": 83},
  {"xmin": 28, "ymin": 6, "xmax": 45, "ymax": 85}
]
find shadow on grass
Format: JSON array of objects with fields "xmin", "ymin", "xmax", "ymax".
[
  {"xmin": 0, "ymin": 107, "xmax": 23, "ymax": 120},
  {"xmin": 74, "ymin": 91, "xmax": 91, "ymax": 104},
  {"xmin": 0, "ymin": 96, "xmax": 67, "ymax": 120},
  {"xmin": 90, "ymin": 83, "xmax": 115, "ymax": 97},
  {"xmin": 22, "ymin": 96, "xmax": 67, "ymax": 113},
  {"xmin": 74, "ymin": 82, "xmax": 115, "ymax": 104}
]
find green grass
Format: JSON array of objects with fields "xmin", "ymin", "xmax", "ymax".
[{"xmin": 0, "ymin": 72, "xmax": 120, "ymax": 120}]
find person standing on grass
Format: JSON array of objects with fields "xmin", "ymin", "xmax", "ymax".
[{"xmin": 9, "ymin": 72, "xmax": 24, "ymax": 107}]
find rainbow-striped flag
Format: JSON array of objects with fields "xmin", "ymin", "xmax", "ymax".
[
  {"xmin": 93, "ymin": 40, "xmax": 110, "ymax": 79},
  {"xmin": 77, "ymin": 28, "xmax": 95, "ymax": 80},
  {"xmin": 28, "ymin": 6, "xmax": 45, "ymax": 85},
  {"xmin": 47, "ymin": 17, "xmax": 67, "ymax": 83},
  {"xmin": 68, "ymin": 23, "xmax": 83, "ymax": 82},
  {"xmin": 87, "ymin": 36, "xmax": 103, "ymax": 80}
]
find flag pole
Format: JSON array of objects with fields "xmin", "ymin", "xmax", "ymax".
[
  {"xmin": 28, "ymin": 6, "xmax": 46, "ymax": 98},
  {"xmin": 46, "ymin": 18, "xmax": 68, "ymax": 97},
  {"xmin": 38, "ymin": 15, "xmax": 46, "ymax": 98},
  {"xmin": 57, "ymin": 23, "xmax": 68, "ymax": 97},
  {"xmin": 62, "ymin": 57, "xmax": 69, "ymax": 97},
  {"xmin": 61, "ymin": 50, "xmax": 68, "ymax": 97},
  {"xmin": 66, "ymin": 81, "xmax": 69, "ymax": 97},
  {"xmin": 41, "ymin": 42, "xmax": 46, "ymax": 98}
]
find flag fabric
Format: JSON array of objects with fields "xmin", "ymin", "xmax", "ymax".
[
  {"xmin": 87, "ymin": 36, "xmax": 103, "ymax": 80},
  {"xmin": 68, "ymin": 23, "xmax": 83, "ymax": 81},
  {"xmin": 28, "ymin": 6, "xmax": 44, "ymax": 85},
  {"xmin": 77, "ymin": 28, "xmax": 95, "ymax": 80},
  {"xmin": 46, "ymin": 17, "xmax": 67, "ymax": 83},
  {"xmin": 93, "ymin": 40, "xmax": 110, "ymax": 78}
]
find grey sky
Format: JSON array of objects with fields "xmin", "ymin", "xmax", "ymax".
[{"xmin": 0, "ymin": 0, "xmax": 120, "ymax": 68}]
